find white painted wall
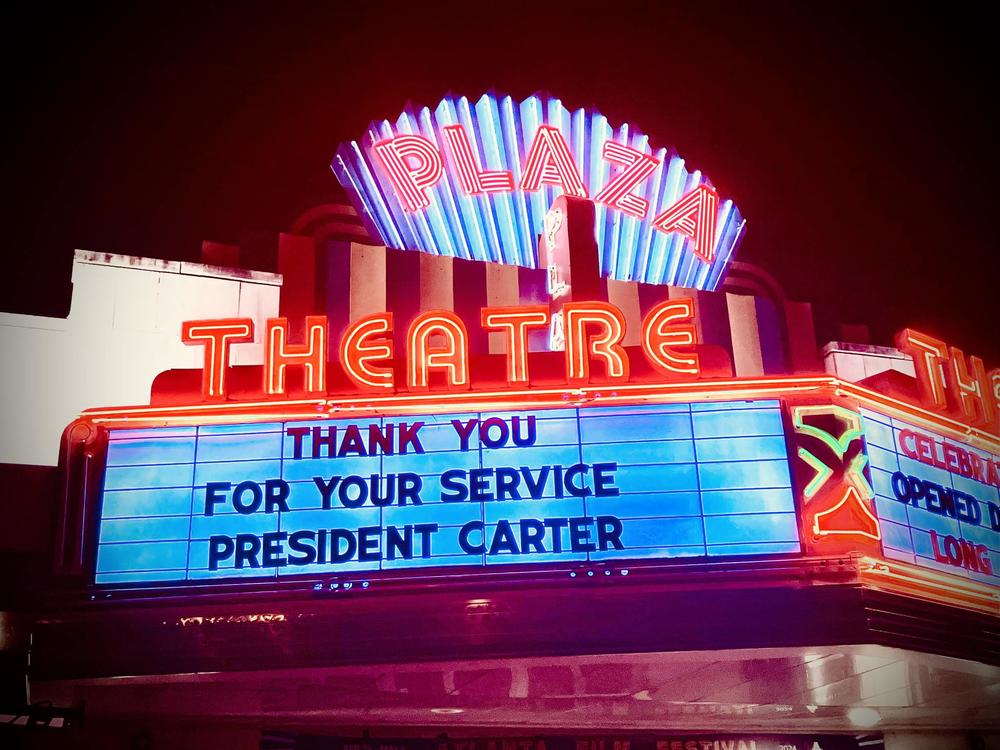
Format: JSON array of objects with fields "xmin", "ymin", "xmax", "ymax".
[
  {"xmin": 0, "ymin": 250, "xmax": 281, "ymax": 467},
  {"xmin": 822, "ymin": 341, "xmax": 916, "ymax": 383}
]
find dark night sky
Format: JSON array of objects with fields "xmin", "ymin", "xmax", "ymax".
[{"xmin": 7, "ymin": 3, "xmax": 998, "ymax": 360}]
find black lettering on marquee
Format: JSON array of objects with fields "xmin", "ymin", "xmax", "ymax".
[
  {"xmin": 314, "ymin": 475, "xmax": 340, "ymax": 509},
  {"xmin": 489, "ymin": 520, "xmax": 518, "ymax": 555},
  {"xmin": 286, "ymin": 426, "xmax": 309, "ymax": 459},
  {"xmin": 452, "ymin": 419, "xmax": 477, "ymax": 451},
  {"xmin": 519, "ymin": 519, "xmax": 545, "ymax": 553},
  {"xmin": 397, "ymin": 422, "xmax": 425, "ymax": 454},
  {"xmin": 209, "ymin": 535, "xmax": 234, "ymax": 569},
  {"xmin": 196, "ymin": 417, "xmax": 631, "ymax": 574},
  {"xmin": 459, "ymin": 520, "xmax": 485, "ymax": 554},
  {"xmin": 522, "ymin": 466, "xmax": 549, "ymax": 499},
  {"xmin": 440, "ymin": 469, "xmax": 469, "ymax": 502},
  {"xmin": 414, "ymin": 523, "xmax": 438, "ymax": 558},
  {"xmin": 890, "ymin": 471, "xmax": 984, "ymax": 525},
  {"xmin": 288, "ymin": 530, "xmax": 316, "ymax": 564},
  {"xmin": 235, "ymin": 534, "xmax": 261, "ymax": 568},
  {"xmin": 495, "ymin": 467, "xmax": 522, "ymax": 500},
  {"xmin": 597, "ymin": 516, "xmax": 625, "ymax": 550},
  {"xmin": 205, "ymin": 482, "xmax": 231, "ymax": 516},
  {"xmin": 510, "ymin": 416, "xmax": 536, "ymax": 447}
]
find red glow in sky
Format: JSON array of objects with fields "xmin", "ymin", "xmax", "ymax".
[{"xmin": 6, "ymin": 3, "xmax": 997, "ymax": 359}]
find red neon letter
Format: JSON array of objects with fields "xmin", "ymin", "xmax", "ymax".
[
  {"xmin": 406, "ymin": 311, "xmax": 470, "ymax": 390},
  {"xmin": 264, "ymin": 316, "xmax": 328, "ymax": 395},
  {"xmin": 896, "ymin": 329, "xmax": 949, "ymax": 410},
  {"xmin": 930, "ymin": 530, "xmax": 949, "ymax": 564},
  {"xmin": 979, "ymin": 545, "xmax": 994, "ymax": 575},
  {"xmin": 520, "ymin": 125, "xmax": 588, "ymax": 198},
  {"xmin": 948, "ymin": 347, "xmax": 994, "ymax": 427},
  {"xmin": 340, "ymin": 313, "xmax": 394, "ymax": 392},
  {"xmin": 480, "ymin": 306, "xmax": 549, "ymax": 385},
  {"xmin": 651, "ymin": 184, "xmax": 719, "ymax": 262},
  {"xmin": 564, "ymin": 302, "xmax": 629, "ymax": 383},
  {"xmin": 991, "ymin": 369, "xmax": 1000, "ymax": 432},
  {"xmin": 442, "ymin": 124, "xmax": 514, "ymax": 195},
  {"xmin": 593, "ymin": 141, "xmax": 659, "ymax": 219},
  {"xmin": 373, "ymin": 134, "xmax": 444, "ymax": 211},
  {"xmin": 641, "ymin": 298, "xmax": 700, "ymax": 376},
  {"xmin": 897, "ymin": 429, "xmax": 919, "ymax": 460},
  {"xmin": 181, "ymin": 318, "xmax": 254, "ymax": 400}
]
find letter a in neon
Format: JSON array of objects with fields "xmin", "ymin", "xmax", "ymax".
[{"xmin": 652, "ymin": 184, "xmax": 719, "ymax": 262}]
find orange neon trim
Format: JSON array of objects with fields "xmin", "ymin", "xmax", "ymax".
[
  {"xmin": 264, "ymin": 316, "xmax": 328, "ymax": 395},
  {"xmin": 857, "ymin": 556, "xmax": 999, "ymax": 617},
  {"xmin": 406, "ymin": 311, "xmax": 470, "ymax": 390},
  {"xmin": 480, "ymin": 306, "xmax": 549, "ymax": 385},
  {"xmin": 80, "ymin": 377, "xmax": 837, "ymax": 426},
  {"xmin": 896, "ymin": 328, "xmax": 949, "ymax": 410},
  {"xmin": 641, "ymin": 298, "xmax": 700, "ymax": 376},
  {"xmin": 340, "ymin": 313, "xmax": 394, "ymax": 391},
  {"xmin": 835, "ymin": 379, "xmax": 999, "ymax": 448},
  {"xmin": 564, "ymin": 302, "xmax": 629, "ymax": 384},
  {"xmin": 77, "ymin": 375, "xmax": 1000, "ymax": 451},
  {"xmin": 180, "ymin": 318, "xmax": 254, "ymax": 400}
]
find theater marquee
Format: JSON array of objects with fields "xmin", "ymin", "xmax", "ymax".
[
  {"xmin": 94, "ymin": 399, "xmax": 799, "ymax": 584},
  {"xmin": 58, "ymin": 301, "xmax": 999, "ymax": 617}
]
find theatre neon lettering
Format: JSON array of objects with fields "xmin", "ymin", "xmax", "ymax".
[
  {"xmin": 181, "ymin": 299, "xmax": 701, "ymax": 400},
  {"xmin": 897, "ymin": 329, "xmax": 1000, "ymax": 432}
]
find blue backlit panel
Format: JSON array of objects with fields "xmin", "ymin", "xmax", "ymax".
[
  {"xmin": 861, "ymin": 409, "xmax": 1000, "ymax": 585},
  {"xmin": 332, "ymin": 93, "xmax": 745, "ymax": 291},
  {"xmin": 94, "ymin": 400, "xmax": 798, "ymax": 585}
]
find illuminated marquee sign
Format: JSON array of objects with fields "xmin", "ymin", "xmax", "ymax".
[
  {"xmin": 862, "ymin": 409, "xmax": 1000, "ymax": 584},
  {"xmin": 94, "ymin": 400, "xmax": 800, "ymax": 585},
  {"xmin": 332, "ymin": 93, "xmax": 745, "ymax": 291},
  {"xmin": 73, "ymin": 312, "xmax": 1000, "ymax": 612}
]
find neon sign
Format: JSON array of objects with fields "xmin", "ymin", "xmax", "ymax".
[
  {"xmin": 896, "ymin": 329, "xmax": 999, "ymax": 432},
  {"xmin": 789, "ymin": 404, "xmax": 881, "ymax": 553},
  {"xmin": 181, "ymin": 299, "xmax": 702, "ymax": 400},
  {"xmin": 861, "ymin": 408, "xmax": 1000, "ymax": 585},
  {"xmin": 373, "ymin": 125, "xmax": 718, "ymax": 261},
  {"xmin": 332, "ymin": 94, "xmax": 745, "ymax": 290},
  {"xmin": 67, "ymin": 360, "xmax": 1000, "ymax": 609},
  {"xmin": 93, "ymin": 400, "xmax": 800, "ymax": 585}
]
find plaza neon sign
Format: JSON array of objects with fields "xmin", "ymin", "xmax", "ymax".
[
  {"xmin": 373, "ymin": 125, "xmax": 720, "ymax": 262},
  {"xmin": 332, "ymin": 94, "xmax": 746, "ymax": 290},
  {"xmin": 181, "ymin": 299, "xmax": 700, "ymax": 401}
]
